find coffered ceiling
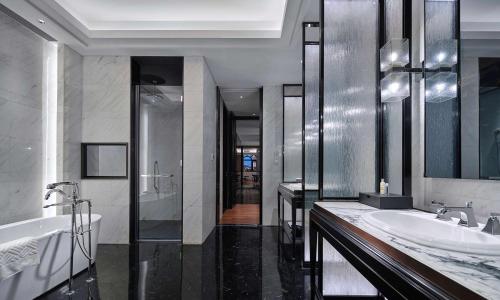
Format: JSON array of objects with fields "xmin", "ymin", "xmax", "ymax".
[
  {"xmin": 0, "ymin": 0, "xmax": 314, "ymax": 86},
  {"xmin": 46, "ymin": 0, "xmax": 287, "ymax": 38}
]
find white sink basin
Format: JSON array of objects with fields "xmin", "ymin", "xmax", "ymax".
[{"xmin": 362, "ymin": 210, "xmax": 500, "ymax": 256}]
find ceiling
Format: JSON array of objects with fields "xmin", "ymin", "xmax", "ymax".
[
  {"xmin": 51, "ymin": 0, "xmax": 287, "ymax": 38},
  {"xmin": 236, "ymin": 120, "xmax": 260, "ymax": 145},
  {"xmin": 221, "ymin": 88, "xmax": 260, "ymax": 117},
  {"xmin": 0, "ymin": 0, "xmax": 316, "ymax": 87},
  {"xmin": 11, "ymin": 1, "xmax": 500, "ymax": 85}
]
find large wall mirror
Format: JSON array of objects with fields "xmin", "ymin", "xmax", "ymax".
[{"xmin": 425, "ymin": 0, "xmax": 500, "ymax": 180}]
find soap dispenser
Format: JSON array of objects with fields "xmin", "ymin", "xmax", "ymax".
[{"xmin": 379, "ymin": 178, "xmax": 385, "ymax": 195}]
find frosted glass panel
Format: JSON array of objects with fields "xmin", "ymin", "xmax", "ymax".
[
  {"xmin": 323, "ymin": 0, "xmax": 378, "ymax": 197},
  {"xmin": 305, "ymin": 44, "xmax": 320, "ymax": 190},
  {"xmin": 424, "ymin": 0, "xmax": 460, "ymax": 178},
  {"xmin": 284, "ymin": 97, "xmax": 303, "ymax": 182},
  {"xmin": 385, "ymin": 0, "xmax": 402, "ymax": 40},
  {"xmin": 425, "ymin": 1, "xmax": 457, "ymax": 69},
  {"xmin": 383, "ymin": 103, "xmax": 403, "ymax": 194}
]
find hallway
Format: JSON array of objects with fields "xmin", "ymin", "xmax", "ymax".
[{"xmin": 219, "ymin": 204, "xmax": 260, "ymax": 224}]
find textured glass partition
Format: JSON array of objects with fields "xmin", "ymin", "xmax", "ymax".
[
  {"xmin": 424, "ymin": 0, "xmax": 460, "ymax": 178},
  {"xmin": 323, "ymin": 0, "xmax": 378, "ymax": 197},
  {"xmin": 382, "ymin": 0, "xmax": 404, "ymax": 194},
  {"xmin": 283, "ymin": 96, "xmax": 303, "ymax": 182},
  {"xmin": 304, "ymin": 44, "xmax": 320, "ymax": 190}
]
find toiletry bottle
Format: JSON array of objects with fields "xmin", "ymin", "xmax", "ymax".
[
  {"xmin": 380, "ymin": 178, "xmax": 385, "ymax": 195},
  {"xmin": 385, "ymin": 182, "xmax": 389, "ymax": 195}
]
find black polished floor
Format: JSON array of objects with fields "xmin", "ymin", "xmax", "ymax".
[{"xmin": 38, "ymin": 226, "xmax": 309, "ymax": 300}]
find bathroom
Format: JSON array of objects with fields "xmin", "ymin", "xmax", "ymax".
[{"xmin": 0, "ymin": 0, "xmax": 499, "ymax": 299}]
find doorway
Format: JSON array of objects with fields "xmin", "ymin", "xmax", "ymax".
[
  {"xmin": 130, "ymin": 57, "xmax": 184, "ymax": 242},
  {"xmin": 217, "ymin": 88, "xmax": 263, "ymax": 225}
]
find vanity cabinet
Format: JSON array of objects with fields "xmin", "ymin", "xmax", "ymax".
[{"xmin": 309, "ymin": 202, "xmax": 491, "ymax": 299}]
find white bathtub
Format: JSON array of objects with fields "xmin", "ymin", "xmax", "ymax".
[{"xmin": 0, "ymin": 214, "xmax": 101, "ymax": 300}]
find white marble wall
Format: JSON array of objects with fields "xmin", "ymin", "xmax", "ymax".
[
  {"xmin": 58, "ymin": 45, "xmax": 83, "ymax": 184},
  {"xmin": 262, "ymin": 86, "xmax": 283, "ymax": 225},
  {"xmin": 81, "ymin": 56, "xmax": 130, "ymax": 244},
  {"xmin": 0, "ymin": 11, "xmax": 45, "ymax": 225},
  {"xmin": 411, "ymin": 0, "xmax": 500, "ymax": 222},
  {"xmin": 202, "ymin": 58, "xmax": 217, "ymax": 241},
  {"xmin": 183, "ymin": 57, "xmax": 217, "ymax": 244}
]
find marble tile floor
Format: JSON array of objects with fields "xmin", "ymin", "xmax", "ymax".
[{"xmin": 37, "ymin": 226, "xmax": 310, "ymax": 300}]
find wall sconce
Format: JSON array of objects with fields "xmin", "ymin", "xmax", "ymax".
[
  {"xmin": 425, "ymin": 72, "xmax": 457, "ymax": 103},
  {"xmin": 425, "ymin": 39, "xmax": 457, "ymax": 69},
  {"xmin": 380, "ymin": 38, "xmax": 411, "ymax": 103},
  {"xmin": 380, "ymin": 38, "xmax": 410, "ymax": 72},
  {"xmin": 381, "ymin": 72, "xmax": 410, "ymax": 103}
]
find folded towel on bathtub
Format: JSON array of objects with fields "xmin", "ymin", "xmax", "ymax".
[{"xmin": 0, "ymin": 237, "xmax": 40, "ymax": 281}]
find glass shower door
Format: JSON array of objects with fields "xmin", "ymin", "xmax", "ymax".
[{"xmin": 137, "ymin": 84, "xmax": 183, "ymax": 240}]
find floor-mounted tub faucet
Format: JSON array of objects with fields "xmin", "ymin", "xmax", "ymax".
[{"xmin": 44, "ymin": 181, "xmax": 94, "ymax": 296}]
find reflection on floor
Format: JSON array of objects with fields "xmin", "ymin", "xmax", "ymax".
[
  {"xmin": 219, "ymin": 204, "xmax": 259, "ymax": 224},
  {"xmin": 139, "ymin": 220, "xmax": 182, "ymax": 240},
  {"xmin": 234, "ymin": 188, "xmax": 260, "ymax": 204},
  {"xmin": 38, "ymin": 226, "xmax": 309, "ymax": 300}
]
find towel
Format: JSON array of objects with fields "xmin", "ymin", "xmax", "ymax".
[{"xmin": 0, "ymin": 237, "xmax": 40, "ymax": 281}]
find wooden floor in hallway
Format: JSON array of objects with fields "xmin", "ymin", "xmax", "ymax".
[{"xmin": 219, "ymin": 204, "xmax": 259, "ymax": 225}]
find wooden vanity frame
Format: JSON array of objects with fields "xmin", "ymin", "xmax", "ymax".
[{"xmin": 309, "ymin": 204, "xmax": 484, "ymax": 300}]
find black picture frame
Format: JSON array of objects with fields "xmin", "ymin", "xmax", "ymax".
[{"xmin": 81, "ymin": 143, "xmax": 129, "ymax": 179}]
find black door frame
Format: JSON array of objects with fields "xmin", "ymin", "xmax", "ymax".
[
  {"xmin": 129, "ymin": 56, "xmax": 184, "ymax": 243},
  {"xmin": 216, "ymin": 87, "xmax": 263, "ymax": 225}
]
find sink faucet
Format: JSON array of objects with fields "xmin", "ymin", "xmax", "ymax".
[{"xmin": 431, "ymin": 201, "xmax": 479, "ymax": 227}]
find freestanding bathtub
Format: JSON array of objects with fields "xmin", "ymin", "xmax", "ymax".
[{"xmin": 0, "ymin": 214, "xmax": 101, "ymax": 300}]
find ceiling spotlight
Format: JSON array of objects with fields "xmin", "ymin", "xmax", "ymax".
[
  {"xmin": 240, "ymin": 96, "xmax": 244, "ymax": 99},
  {"xmin": 38, "ymin": 19, "xmax": 45, "ymax": 24}
]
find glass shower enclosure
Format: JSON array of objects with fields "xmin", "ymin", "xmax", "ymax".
[{"xmin": 132, "ymin": 57, "xmax": 184, "ymax": 241}]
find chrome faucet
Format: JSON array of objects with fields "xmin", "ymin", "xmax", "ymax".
[
  {"xmin": 482, "ymin": 213, "xmax": 500, "ymax": 235},
  {"xmin": 44, "ymin": 188, "xmax": 68, "ymax": 201},
  {"xmin": 431, "ymin": 201, "xmax": 479, "ymax": 227},
  {"xmin": 44, "ymin": 181, "xmax": 79, "ymax": 202}
]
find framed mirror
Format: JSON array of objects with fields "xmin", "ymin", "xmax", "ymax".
[
  {"xmin": 81, "ymin": 143, "xmax": 128, "ymax": 179},
  {"xmin": 425, "ymin": 0, "xmax": 500, "ymax": 181},
  {"xmin": 424, "ymin": 0, "xmax": 461, "ymax": 179}
]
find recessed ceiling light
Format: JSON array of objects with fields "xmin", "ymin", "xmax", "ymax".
[
  {"xmin": 38, "ymin": 19, "xmax": 45, "ymax": 24},
  {"xmin": 240, "ymin": 96, "xmax": 244, "ymax": 99}
]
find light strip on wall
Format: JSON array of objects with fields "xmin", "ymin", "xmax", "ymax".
[{"xmin": 42, "ymin": 41, "xmax": 58, "ymax": 218}]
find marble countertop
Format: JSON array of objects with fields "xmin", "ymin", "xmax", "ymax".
[
  {"xmin": 279, "ymin": 183, "xmax": 319, "ymax": 192},
  {"xmin": 279, "ymin": 183, "xmax": 303, "ymax": 192},
  {"xmin": 314, "ymin": 201, "xmax": 500, "ymax": 300}
]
